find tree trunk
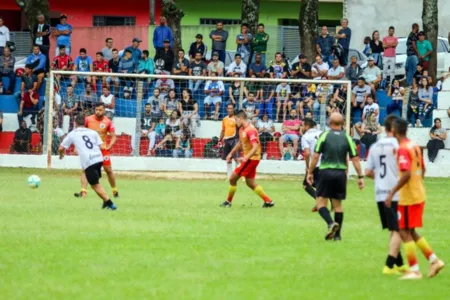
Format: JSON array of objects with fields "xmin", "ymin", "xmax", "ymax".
[
  {"xmin": 15, "ymin": 0, "xmax": 50, "ymax": 35},
  {"xmin": 422, "ymin": 0, "xmax": 438, "ymax": 82},
  {"xmin": 162, "ymin": 0, "xmax": 185, "ymax": 54},
  {"xmin": 299, "ymin": 0, "xmax": 319, "ymax": 61},
  {"xmin": 241, "ymin": 0, "xmax": 260, "ymax": 34}
]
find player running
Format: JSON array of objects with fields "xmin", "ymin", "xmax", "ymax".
[
  {"xmin": 220, "ymin": 110, "xmax": 274, "ymax": 208},
  {"xmin": 59, "ymin": 114, "xmax": 117, "ymax": 210},
  {"xmin": 301, "ymin": 118, "xmax": 322, "ymax": 212},
  {"xmin": 385, "ymin": 118, "xmax": 444, "ymax": 280},
  {"xmin": 219, "ymin": 103, "xmax": 239, "ymax": 178},
  {"xmin": 307, "ymin": 113, "xmax": 364, "ymax": 240},
  {"xmin": 365, "ymin": 115, "xmax": 407, "ymax": 275},
  {"xmin": 75, "ymin": 103, "xmax": 118, "ymax": 198}
]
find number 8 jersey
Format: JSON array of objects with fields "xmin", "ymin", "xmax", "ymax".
[
  {"xmin": 366, "ymin": 137, "xmax": 399, "ymax": 202},
  {"xmin": 60, "ymin": 127, "xmax": 104, "ymax": 170}
]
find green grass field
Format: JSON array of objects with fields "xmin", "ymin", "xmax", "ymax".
[{"xmin": 1, "ymin": 168, "xmax": 449, "ymax": 299}]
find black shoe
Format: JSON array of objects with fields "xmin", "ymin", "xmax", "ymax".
[
  {"xmin": 334, "ymin": 235, "xmax": 342, "ymax": 241},
  {"xmin": 220, "ymin": 201, "xmax": 232, "ymax": 207},
  {"xmin": 113, "ymin": 191, "xmax": 119, "ymax": 198},
  {"xmin": 74, "ymin": 191, "xmax": 87, "ymax": 198},
  {"xmin": 262, "ymin": 201, "xmax": 275, "ymax": 208},
  {"xmin": 325, "ymin": 222, "xmax": 340, "ymax": 240},
  {"xmin": 102, "ymin": 200, "xmax": 117, "ymax": 210}
]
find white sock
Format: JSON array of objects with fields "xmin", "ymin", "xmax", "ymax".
[
  {"xmin": 429, "ymin": 253, "xmax": 437, "ymax": 263},
  {"xmin": 227, "ymin": 163, "xmax": 233, "ymax": 178},
  {"xmin": 410, "ymin": 264, "xmax": 420, "ymax": 272}
]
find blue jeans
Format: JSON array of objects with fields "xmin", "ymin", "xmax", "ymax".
[
  {"xmin": 189, "ymin": 80, "xmax": 204, "ymax": 92},
  {"xmin": 213, "ymin": 49, "xmax": 226, "ymax": 64},
  {"xmin": 352, "ymin": 106, "xmax": 363, "ymax": 124},
  {"xmin": 18, "ymin": 106, "xmax": 38, "ymax": 125},
  {"xmin": 405, "ymin": 55, "xmax": 419, "ymax": 86},
  {"xmin": 322, "ymin": 55, "xmax": 334, "ymax": 68},
  {"xmin": 1, "ymin": 71, "xmax": 16, "ymax": 93},
  {"xmin": 252, "ymin": 53, "xmax": 266, "ymax": 66},
  {"xmin": 359, "ymin": 140, "xmax": 367, "ymax": 159},
  {"xmin": 259, "ymin": 98, "xmax": 274, "ymax": 119},
  {"xmin": 372, "ymin": 53, "xmax": 382, "ymax": 67},
  {"xmin": 387, "ymin": 100, "xmax": 402, "ymax": 116}
]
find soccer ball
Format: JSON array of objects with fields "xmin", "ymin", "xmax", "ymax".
[{"xmin": 27, "ymin": 175, "xmax": 41, "ymax": 189}]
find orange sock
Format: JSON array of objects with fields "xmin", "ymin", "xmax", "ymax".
[
  {"xmin": 416, "ymin": 237, "xmax": 437, "ymax": 262},
  {"xmin": 227, "ymin": 185, "xmax": 237, "ymax": 202},
  {"xmin": 253, "ymin": 185, "xmax": 271, "ymax": 203},
  {"xmin": 404, "ymin": 241, "xmax": 419, "ymax": 271}
]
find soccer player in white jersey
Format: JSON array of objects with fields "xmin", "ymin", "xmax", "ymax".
[
  {"xmin": 301, "ymin": 118, "xmax": 322, "ymax": 212},
  {"xmin": 59, "ymin": 114, "xmax": 117, "ymax": 210},
  {"xmin": 365, "ymin": 115, "xmax": 406, "ymax": 274}
]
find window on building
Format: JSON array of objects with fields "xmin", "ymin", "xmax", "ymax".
[
  {"xmin": 200, "ymin": 18, "xmax": 241, "ymax": 25},
  {"xmin": 93, "ymin": 16, "xmax": 136, "ymax": 27}
]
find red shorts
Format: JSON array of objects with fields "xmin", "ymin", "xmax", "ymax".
[
  {"xmin": 234, "ymin": 159, "xmax": 260, "ymax": 179},
  {"xmin": 101, "ymin": 149, "xmax": 112, "ymax": 167},
  {"xmin": 398, "ymin": 202, "xmax": 424, "ymax": 230}
]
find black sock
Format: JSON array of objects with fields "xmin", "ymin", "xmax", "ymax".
[
  {"xmin": 318, "ymin": 207, "xmax": 333, "ymax": 225},
  {"xmin": 305, "ymin": 186, "xmax": 316, "ymax": 199},
  {"xmin": 396, "ymin": 252, "xmax": 404, "ymax": 267},
  {"xmin": 386, "ymin": 255, "xmax": 397, "ymax": 268},
  {"xmin": 105, "ymin": 199, "xmax": 113, "ymax": 206},
  {"xmin": 334, "ymin": 212, "xmax": 343, "ymax": 237}
]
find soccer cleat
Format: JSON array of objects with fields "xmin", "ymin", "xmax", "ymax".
[
  {"xmin": 428, "ymin": 259, "xmax": 445, "ymax": 278},
  {"xmin": 311, "ymin": 205, "xmax": 318, "ymax": 212},
  {"xmin": 325, "ymin": 222, "xmax": 340, "ymax": 240},
  {"xmin": 74, "ymin": 191, "xmax": 87, "ymax": 198},
  {"xmin": 113, "ymin": 191, "xmax": 119, "ymax": 198},
  {"xmin": 220, "ymin": 201, "xmax": 232, "ymax": 208},
  {"xmin": 399, "ymin": 271, "xmax": 422, "ymax": 280},
  {"xmin": 383, "ymin": 266, "xmax": 401, "ymax": 275},
  {"xmin": 395, "ymin": 265, "xmax": 409, "ymax": 274},
  {"xmin": 102, "ymin": 202, "xmax": 117, "ymax": 210},
  {"xmin": 334, "ymin": 236, "xmax": 342, "ymax": 241},
  {"xmin": 262, "ymin": 201, "xmax": 275, "ymax": 208}
]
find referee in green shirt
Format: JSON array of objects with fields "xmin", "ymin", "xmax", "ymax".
[{"xmin": 307, "ymin": 113, "xmax": 365, "ymax": 241}]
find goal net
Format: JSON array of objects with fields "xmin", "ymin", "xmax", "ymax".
[{"xmin": 39, "ymin": 71, "xmax": 351, "ymax": 172}]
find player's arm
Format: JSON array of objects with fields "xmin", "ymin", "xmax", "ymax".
[
  {"xmin": 301, "ymin": 138, "xmax": 311, "ymax": 171},
  {"xmin": 385, "ymin": 148, "xmax": 411, "ymax": 207},
  {"xmin": 107, "ymin": 131, "xmax": 117, "ymax": 150},
  {"xmin": 58, "ymin": 135, "xmax": 72, "ymax": 159},
  {"xmin": 219, "ymin": 120, "xmax": 225, "ymax": 142},
  {"xmin": 308, "ymin": 153, "xmax": 320, "ymax": 175}
]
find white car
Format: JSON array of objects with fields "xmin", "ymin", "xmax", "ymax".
[{"xmin": 395, "ymin": 36, "xmax": 450, "ymax": 78}]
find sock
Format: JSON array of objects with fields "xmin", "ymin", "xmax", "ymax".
[
  {"xmin": 81, "ymin": 188, "xmax": 87, "ymax": 194},
  {"xmin": 226, "ymin": 163, "xmax": 233, "ymax": 178},
  {"xmin": 386, "ymin": 255, "xmax": 397, "ymax": 268},
  {"xmin": 404, "ymin": 241, "xmax": 419, "ymax": 271},
  {"xmin": 416, "ymin": 237, "xmax": 437, "ymax": 263},
  {"xmin": 112, "ymin": 187, "xmax": 118, "ymax": 193},
  {"xmin": 318, "ymin": 207, "xmax": 334, "ymax": 225},
  {"xmin": 305, "ymin": 186, "xmax": 316, "ymax": 199},
  {"xmin": 253, "ymin": 185, "xmax": 272, "ymax": 203},
  {"xmin": 396, "ymin": 252, "xmax": 404, "ymax": 267},
  {"xmin": 334, "ymin": 212, "xmax": 343, "ymax": 237},
  {"xmin": 227, "ymin": 185, "xmax": 237, "ymax": 202}
]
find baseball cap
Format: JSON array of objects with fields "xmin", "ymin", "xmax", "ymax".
[
  {"xmin": 298, "ymin": 54, "xmax": 306, "ymax": 59},
  {"xmin": 195, "ymin": 34, "xmax": 203, "ymax": 39},
  {"xmin": 132, "ymin": 37, "xmax": 142, "ymax": 43},
  {"xmin": 212, "ymin": 51, "xmax": 219, "ymax": 57},
  {"xmin": 164, "ymin": 39, "xmax": 170, "ymax": 43},
  {"xmin": 418, "ymin": 31, "xmax": 425, "ymax": 36},
  {"xmin": 367, "ymin": 56, "xmax": 375, "ymax": 61}
]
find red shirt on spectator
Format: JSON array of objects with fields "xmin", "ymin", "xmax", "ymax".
[
  {"xmin": 22, "ymin": 91, "xmax": 39, "ymax": 108},
  {"xmin": 93, "ymin": 59, "xmax": 110, "ymax": 72},
  {"xmin": 53, "ymin": 55, "xmax": 74, "ymax": 70}
]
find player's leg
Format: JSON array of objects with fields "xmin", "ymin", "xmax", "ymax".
[
  {"xmin": 278, "ymin": 135, "xmax": 286, "ymax": 158},
  {"xmin": 74, "ymin": 170, "xmax": 89, "ymax": 198},
  {"xmin": 148, "ymin": 131, "xmax": 157, "ymax": 154},
  {"xmin": 331, "ymin": 199, "xmax": 343, "ymax": 240},
  {"xmin": 315, "ymin": 170, "xmax": 340, "ymax": 240},
  {"xmin": 214, "ymin": 99, "xmax": 221, "ymax": 120},
  {"xmin": 103, "ymin": 164, "xmax": 118, "ymax": 197},
  {"xmin": 411, "ymin": 230, "xmax": 445, "ymax": 278},
  {"xmin": 292, "ymin": 137, "xmax": 299, "ymax": 160},
  {"xmin": 399, "ymin": 228, "xmax": 423, "ymax": 279},
  {"xmin": 221, "ymin": 171, "xmax": 240, "ymax": 207},
  {"xmin": 245, "ymin": 176, "xmax": 274, "ymax": 207},
  {"xmin": 275, "ymin": 99, "xmax": 281, "ymax": 122},
  {"xmin": 86, "ymin": 162, "xmax": 116, "ymax": 210},
  {"xmin": 223, "ymin": 140, "xmax": 233, "ymax": 179}
]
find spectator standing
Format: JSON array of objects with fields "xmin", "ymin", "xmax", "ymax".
[
  {"xmin": 10, "ymin": 121, "xmax": 32, "ymax": 154},
  {"xmin": 269, "ymin": 52, "xmax": 288, "ymax": 79},
  {"xmin": 427, "ymin": 118, "xmax": 447, "ymax": 163},
  {"xmin": 209, "ymin": 21, "xmax": 229, "ymax": 64},
  {"xmin": 311, "ymin": 55, "xmax": 329, "ymax": 80},
  {"xmin": 54, "ymin": 14, "xmax": 72, "ymax": 56},
  {"xmin": 101, "ymin": 38, "xmax": 114, "ymax": 60},
  {"xmin": 155, "ymin": 39, "xmax": 175, "ymax": 74},
  {"xmin": 256, "ymin": 113, "xmax": 275, "ymax": 159},
  {"xmin": 189, "ymin": 51, "xmax": 207, "ymax": 92},
  {"xmin": 107, "ymin": 49, "xmax": 120, "ymax": 95},
  {"xmin": 236, "ymin": 23, "xmax": 253, "ymax": 65},
  {"xmin": 0, "ymin": 17, "xmax": 10, "ymax": 56},
  {"xmin": 279, "ymin": 109, "xmax": 301, "ymax": 160},
  {"xmin": 362, "ymin": 57, "xmax": 382, "ymax": 96},
  {"xmin": 204, "ymin": 72, "xmax": 225, "ymax": 120},
  {"xmin": 100, "ymin": 86, "xmax": 115, "ymax": 119},
  {"xmin": 207, "ymin": 52, "xmax": 224, "ymax": 76},
  {"xmin": 153, "ymin": 16, "xmax": 173, "ymax": 52},
  {"xmin": 416, "ymin": 31, "xmax": 433, "ymax": 71},
  {"xmin": 18, "ymin": 89, "xmax": 39, "ymax": 128},
  {"xmin": 335, "ymin": 18, "xmax": 351, "ymax": 66},
  {"xmin": 370, "ymin": 31, "xmax": 383, "ymax": 67},
  {"xmin": 61, "ymin": 85, "xmax": 79, "ymax": 130},
  {"xmin": 138, "ymin": 50, "xmax": 155, "ymax": 75},
  {"xmin": 227, "ymin": 53, "xmax": 247, "ymax": 78},
  {"xmin": 26, "ymin": 45, "xmax": 46, "ymax": 91},
  {"xmin": 189, "ymin": 34, "xmax": 207, "ymax": 61},
  {"xmin": 71, "ymin": 48, "xmax": 93, "ymax": 88},
  {"xmin": 327, "ymin": 58, "xmax": 345, "ymax": 80},
  {"xmin": 351, "ymin": 78, "xmax": 371, "ymax": 122},
  {"xmin": 251, "ymin": 23, "xmax": 269, "ymax": 66},
  {"xmin": 316, "ymin": 26, "xmax": 335, "ymax": 67},
  {"xmin": 405, "ymin": 23, "xmax": 420, "ymax": 86},
  {"xmin": 33, "ymin": 14, "xmax": 51, "ymax": 72},
  {"xmin": 248, "ymin": 53, "xmax": 266, "ymax": 78},
  {"xmin": 0, "ymin": 47, "xmax": 16, "ymax": 94},
  {"xmin": 346, "ymin": 56, "xmax": 363, "ymax": 86},
  {"xmin": 387, "ymin": 79, "xmax": 405, "ymax": 116},
  {"xmin": 172, "ymin": 49, "xmax": 190, "ymax": 94},
  {"xmin": 382, "ymin": 26, "xmax": 398, "ymax": 83},
  {"xmin": 125, "ymin": 38, "xmax": 142, "ymax": 64}
]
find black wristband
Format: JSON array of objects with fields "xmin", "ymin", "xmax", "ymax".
[{"xmin": 358, "ymin": 175, "xmax": 364, "ymax": 179}]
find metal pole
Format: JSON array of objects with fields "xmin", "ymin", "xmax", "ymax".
[
  {"xmin": 46, "ymin": 73, "xmax": 55, "ymax": 168},
  {"xmin": 134, "ymin": 81, "xmax": 144, "ymax": 156},
  {"xmin": 345, "ymin": 81, "xmax": 352, "ymax": 134},
  {"xmin": 150, "ymin": 0, "xmax": 155, "ymax": 25}
]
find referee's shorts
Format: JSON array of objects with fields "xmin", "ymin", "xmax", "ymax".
[
  {"xmin": 303, "ymin": 168, "xmax": 320, "ymax": 188},
  {"xmin": 85, "ymin": 162, "xmax": 103, "ymax": 185},
  {"xmin": 377, "ymin": 201, "xmax": 399, "ymax": 231},
  {"xmin": 316, "ymin": 169, "xmax": 347, "ymax": 200},
  {"xmin": 222, "ymin": 138, "xmax": 238, "ymax": 160}
]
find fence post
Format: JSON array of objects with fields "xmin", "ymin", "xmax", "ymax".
[
  {"xmin": 239, "ymin": 81, "xmax": 245, "ymax": 109},
  {"xmin": 42, "ymin": 78, "xmax": 50, "ymax": 155},
  {"xmin": 319, "ymin": 84, "xmax": 328, "ymax": 131},
  {"xmin": 133, "ymin": 81, "xmax": 144, "ymax": 157},
  {"xmin": 402, "ymin": 87, "xmax": 410, "ymax": 121}
]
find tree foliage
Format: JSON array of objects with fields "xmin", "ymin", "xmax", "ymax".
[
  {"xmin": 241, "ymin": 0, "xmax": 260, "ymax": 34},
  {"xmin": 15, "ymin": 0, "xmax": 50, "ymax": 33},
  {"xmin": 422, "ymin": 0, "xmax": 438, "ymax": 81},
  {"xmin": 299, "ymin": 0, "xmax": 319, "ymax": 60},
  {"xmin": 162, "ymin": 0, "xmax": 185, "ymax": 53}
]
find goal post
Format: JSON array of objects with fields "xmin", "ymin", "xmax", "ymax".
[{"xmin": 46, "ymin": 70, "xmax": 352, "ymax": 172}]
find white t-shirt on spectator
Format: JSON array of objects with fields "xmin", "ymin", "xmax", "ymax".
[
  {"xmin": 60, "ymin": 127, "xmax": 103, "ymax": 170},
  {"xmin": 227, "ymin": 61, "xmax": 247, "ymax": 77},
  {"xmin": 352, "ymin": 85, "xmax": 371, "ymax": 103},
  {"xmin": 312, "ymin": 62, "xmax": 329, "ymax": 80},
  {"xmin": 327, "ymin": 66, "xmax": 345, "ymax": 79},
  {"xmin": 363, "ymin": 103, "xmax": 380, "ymax": 121},
  {"xmin": 204, "ymin": 80, "xmax": 225, "ymax": 97},
  {"xmin": 0, "ymin": 25, "xmax": 10, "ymax": 47}
]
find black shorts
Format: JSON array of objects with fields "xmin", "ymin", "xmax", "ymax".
[
  {"xmin": 303, "ymin": 168, "xmax": 320, "ymax": 188},
  {"xmin": 33, "ymin": 69, "xmax": 45, "ymax": 75},
  {"xmin": 316, "ymin": 169, "xmax": 347, "ymax": 200},
  {"xmin": 222, "ymin": 138, "xmax": 238, "ymax": 160},
  {"xmin": 377, "ymin": 201, "xmax": 399, "ymax": 231},
  {"xmin": 85, "ymin": 162, "xmax": 103, "ymax": 185}
]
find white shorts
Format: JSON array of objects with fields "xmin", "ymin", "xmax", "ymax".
[{"xmin": 204, "ymin": 96, "xmax": 222, "ymax": 105}]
